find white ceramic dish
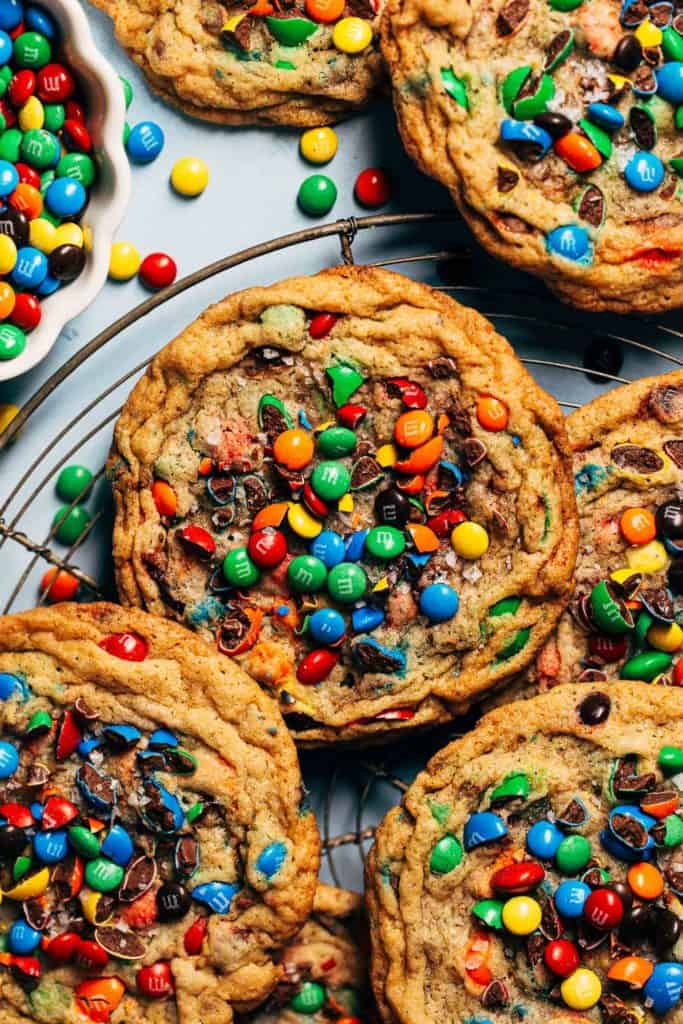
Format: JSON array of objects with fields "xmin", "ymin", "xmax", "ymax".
[{"xmin": 0, "ymin": 0, "xmax": 130, "ymax": 382}]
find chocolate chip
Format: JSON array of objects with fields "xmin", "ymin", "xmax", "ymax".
[
  {"xmin": 630, "ymin": 106, "xmax": 656, "ymax": 149},
  {"xmin": 611, "ymin": 443, "xmax": 664, "ymax": 474},
  {"xmin": 217, "ymin": 607, "xmax": 253, "ymax": 655},
  {"xmin": 664, "ymin": 438, "xmax": 683, "ymax": 467},
  {"xmin": 496, "ymin": 0, "xmax": 529, "ymax": 34},
  {"xmin": 497, "ymin": 166, "xmax": 519, "ymax": 192},
  {"xmin": 350, "ymin": 455, "xmax": 384, "ymax": 490},
  {"xmin": 352, "ymin": 641, "xmax": 404, "ymax": 673},
  {"xmin": 539, "ymin": 895, "xmax": 562, "ymax": 940},
  {"xmin": 119, "ymin": 855, "xmax": 157, "ymax": 902},
  {"xmin": 577, "ymin": 691, "xmax": 611, "ymax": 725},
  {"xmin": 557, "ymin": 798, "xmax": 586, "ymax": 825},
  {"xmin": 544, "ymin": 30, "xmax": 572, "ymax": 69},
  {"xmin": 428, "ymin": 357, "xmax": 458, "ymax": 379},
  {"xmin": 463, "ymin": 437, "xmax": 487, "ymax": 466},
  {"xmin": 649, "ymin": 383, "xmax": 683, "ymax": 423},
  {"xmin": 613, "ymin": 34, "xmax": 644, "ymax": 69},
  {"xmin": 482, "ymin": 980, "xmax": 510, "ymax": 1007},
  {"xmin": 577, "ymin": 185, "xmax": 605, "ymax": 227},
  {"xmin": 533, "ymin": 111, "xmax": 572, "ymax": 139},
  {"xmin": 95, "ymin": 926, "xmax": 147, "ymax": 960},
  {"xmin": 175, "ymin": 835, "xmax": 200, "ymax": 877}
]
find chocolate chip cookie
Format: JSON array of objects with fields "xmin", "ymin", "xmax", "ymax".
[
  {"xmin": 109, "ymin": 266, "xmax": 577, "ymax": 744},
  {"xmin": 366, "ymin": 682, "xmax": 683, "ymax": 1024},
  {"xmin": 0, "ymin": 602, "xmax": 319, "ymax": 1024},
  {"xmin": 382, "ymin": 0, "xmax": 683, "ymax": 311},
  {"xmin": 91, "ymin": 0, "xmax": 383, "ymax": 126}
]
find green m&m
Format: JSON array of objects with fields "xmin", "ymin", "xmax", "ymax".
[
  {"xmin": 14, "ymin": 32, "xmax": 52, "ymax": 69},
  {"xmin": 326, "ymin": 362, "xmax": 365, "ymax": 406},
  {"xmin": 429, "ymin": 834, "xmax": 463, "ymax": 874},
  {"xmin": 366, "ymin": 525, "xmax": 405, "ymax": 560},
  {"xmin": 287, "ymin": 555, "xmax": 327, "ymax": 593},
  {"xmin": 317, "ymin": 426, "xmax": 357, "ymax": 457},
  {"xmin": 52, "ymin": 505, "xmax": 90, "ymax": 545},
  {"xmin": 85, "ymin": 858, "xmax": 124, "ymax": 893},
  {"xmin": 556, "ymin": 835, "xmax": 591, "ymax": 874},
  {"xmin": 57, "ymin": 465, "xmax": 93, "ymax": 503},
  {"xmin": 21, "ymin": 128, "xmax": 60, "ymax": 170},
  {"xmin": 659, "ymin": 745, "xmax": 683, "ymax": 774},
  {"xmin": 298, "ymin": 174, "xmax": 337, "ymax": 217},
  {"xmin": 68, "ymin": 825, "xmax": 101, "ymax": 860},
  {"xmin": 620, "ymin": 650, "xmax": 672, "ymax": 681},
  {"xmin": 490, "ymin": 772, "xmax": 529, "ymax": 802},
  {"xmin": 290, "ymin": 981, "xmax": 325, "ymax": 1014},
  {"xmin": 0, "ymin": 323, "xmax": 25, "ymax": 360},
  {"xmin": 57, "ymin": 153, "xmax": 97, "ymax": 188},
  {"xmin": 44, "ymin": 104, "xmax": 65, "ymax": 132},
  {"xmin": 311, "ymin": 461, "xmax": 351, "ymax": 501},
  {"xmin": 473, "ymin": 898, "xmax": 504, "ymax": 929},
  {"xmin": 327, "ymin": 562, "xmax": 367, "ymax": 603},
  {"xmin": 120, "ymin": 75, "xmax": 134, "ymax": 109},
  {"xmin": 223, "ymin": 548, "xmax": 260, "ymax": 587},
  {"xmin": 0, "ymin": 129, "xmax": 22, "ymax": 163}
]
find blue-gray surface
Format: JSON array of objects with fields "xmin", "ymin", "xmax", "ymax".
[{"xmin": 0, "ymin": 0, "xmax": 682, "ymax": 890}]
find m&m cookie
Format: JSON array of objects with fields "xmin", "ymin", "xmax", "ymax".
[
  {"xmin": 108, "ymin": 266, "xmax": 577, "ymax": 743},
  {"xmin": 0, "ymin": 603, "xmax": 318, "ymax": 1022},
  {"xmin": 367, "ymin": 682, "xmax": 683, "ymax": 1023}
]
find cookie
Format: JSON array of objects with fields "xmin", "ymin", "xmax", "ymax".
[
  {"xmin": 241, "ymin": 884, "xmax": 373, "ymax": 1022},
  {"xmin": 366, "ymin": 681, "xmax": 683, "ymax": 1024},
  {"xmin": 382, "ymin": 0, "xmax": 683, "ymax": 312},
  {"xmin": 90, "ymin": 0, "xmax": 383, "ymax": 127},
  {"xmin": 516, "ymin": 370, "xmax": 683, "ymax": 697},
  {"xmin": 108, "ymin": 266, "xmax": 577, "ymax": 744},
  {"xmin": 0, "ymin": 602, "xmax": 319, "ymax": 1024}
]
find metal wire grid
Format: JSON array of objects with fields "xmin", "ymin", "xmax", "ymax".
[{"xmin": 0, "ymin": 210, "xmax": 682, "ymax": 890}]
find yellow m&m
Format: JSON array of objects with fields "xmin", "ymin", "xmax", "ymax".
[
  {"xmin": 501, "ymin": 896, "xmax": 542, "ymax": 935},
  {"xmin": 625, "ymin": 539, "xmax": 668, "ymax": 574},
  {"xmin": 451, "ymin": 521, "xmax": 489, "ymax": 559},
  {"xmin": 0, "ymin": 234, "xmax": 17, "ymax": 275},
  {"xmin": 109, "ymin": 241, "xmax": 141, "ymax": 281},
  {"xmin": 171, "ymin": 157, "xmax": 209, "ymax": 198},
  {"xmin": 29, "ymin": 217, "xmax": 57, "ymax": 253},
  {"xmin": 300, "ymin": 126, "xmax": 338, "ymax": 165},
  {"xmin": 332, "ymin": 17, "xmax": 373, "ymax": 53},
  {"xmin": 560, "ymin": 968, "xmax": 602, "ymax": 1010}
]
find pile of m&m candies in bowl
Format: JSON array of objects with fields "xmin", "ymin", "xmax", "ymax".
[{"xmin": 0, "ymin": 1, "xmax": 95, "ymax": 363}]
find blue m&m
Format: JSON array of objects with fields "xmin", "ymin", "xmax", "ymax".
[
  {"xmin": 127, "ymin": 120, "xmax": 165, "ymax": 164},
  {"xmin": 0, "ymin": 672, "xmax": 24, "ymax": 700},
  {"xmin": 642, "ymin": 962, "xmax": 683, "ymax": 1014},
  {"xmin": 464, "ymin": 811, "xmax": 508, "ymax": 851},
  {"xmin": 555, "ymin": 880, "xmax": 591, "ymax": 918},
  {"xmin": 8, "ymin": 920, "xmax": 42, "ymax": 955},
  {"xmin": 25, "ymin": 5, "xmax": 58, "ymax": 39},
  {"xmin": 586, "ymin": 103, "xmax": 624, "ymax": 130},
  {"xmin": 419, "ymin": 582, "xmax": 459, "ymax": 623},
  {"xmin": 309, "ymin": 607, "xmax": 346, "ymax": 645},
  {"xmin": 45, "ymin": 177, "xmax": 87, "ymax": 217},
  {"xmin": 0, "ymin": 158, "xmax": 18, "ymax": 195},
  {"xmin": 34, "ymin": 829, "xmax": 68, "ymax": 863},
  {"xmin": 546, "ymin": 225, "xmax": 591, "ymax": 263},
  {"xmin": 526, "ymin": 819, "xmax": 563, "ymax": 859},
  {"xmin": 0, "ymin": 1, "xmax": 23, "ymax": 32},
  {"xmin": 624, "ymin": 152, "xmax": 664, "ymax": 192},
  {"xmin": 656, "ymin": 62, "xmax": 683, "ymax": 104},
  {"xmin": 11, "ymin": 245, "xmax": 47, "ymax": 288},
  {"xmin": 0, "ymin": 740, "xmax": 18, "ymax": 777},
  {"xmin": 256, "ymin": 841, "xmax": 287, "ymax": 879},
  {"xmin": 310, "ymin": 529, "xmax": 345, "ymax": 567}
]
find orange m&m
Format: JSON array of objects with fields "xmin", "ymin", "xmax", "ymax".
[
  {"xmin": 627, "ymin": 861, "xmax": 664, "ymax": 900},
  {"xmin": 75, "ymin": 977, "xmax": 126, "ymax": 1022},
  {"xmin": 305, "ymin": 0, "xmax": 345, "ymax": 21},
  {"xmin": 0, "ymin": 281, "xmax": 15, "ymax": 319},
  {"xmin": 476, "ymin": 396, "xmax": 509, "ymax": 432},
  {"xmin": 273, "ymin": 429, "xmax": 315, "ymax": 470},
  {"xmin": 394, "ymin": 410, "xmax": 434, "ymax": 448},
  {"xmin": 9, "ymin": 182, "xmax": 43, "ymax": 219},
  {"xmin": 40, "ymin": 567, "xmax": 79, "ymax": 602},
  {"xmin": 151, "ymin": 480, "xmax": 177, "ymax": 517},
  {"xmin": 395, "ymin": 435, "xmax": 443, "ymax": 474},
  {"xmin": 607, "ymin": 956, "xmax": 654, "ymax": 989},
  {"xmin": 554, "ymin": 132, "xmax": 602, "ymax": 173},
  {"xmin": 620, "ymin": 507, "xmax": 656, "ymax": 545}
]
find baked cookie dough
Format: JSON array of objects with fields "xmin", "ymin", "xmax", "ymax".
[
  {"xmin": 382, "ymin": 0, "xmax": 683, "ymax": 311},
  {"xmin": 90, "ymin": 0, "xmax": 383, "ymax": 127},
  {"xmin": 366, "ymin": 682, "xmax": 683, "ymax": 1024},
  {"xmin": 241, "ymin": 884, "xmax": 373, "ymax": 1022},
  {"xmin": 109, "ymin": 266, "xmax": 577, "ymax": 744},
  {"xmin": 0, "ymin": 602, "xmax": 319, "ymax": 1024},
  {"xmin": 522, "ymin": 370, "xmax": 683, "ymax": 695}
]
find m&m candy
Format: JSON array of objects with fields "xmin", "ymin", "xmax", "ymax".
[
  {"xmin": 171, "ymin": 156, "xmax": 209, "ymax": 197},
  {"xmin": 139, "ymin": 252, "xmax": 177, "ymax": 291}
]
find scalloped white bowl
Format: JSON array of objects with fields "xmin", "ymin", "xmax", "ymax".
[{"xmin": 0, "ymin": 0, "xmax": 130, "ymax": 382}]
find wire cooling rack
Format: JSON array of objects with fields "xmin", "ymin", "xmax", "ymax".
[{"xmin": 0, "ymin": 210, "xmax": 682, "ymax": 891}]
